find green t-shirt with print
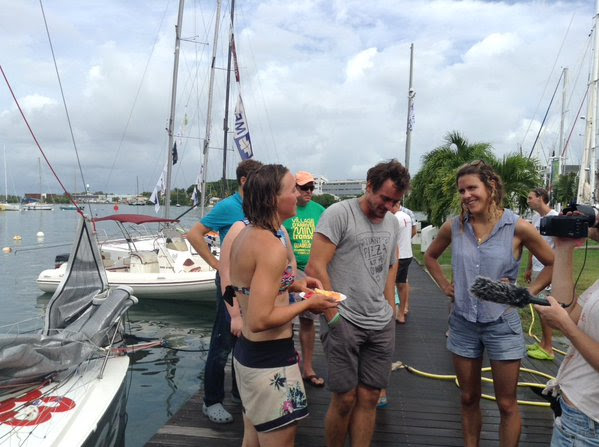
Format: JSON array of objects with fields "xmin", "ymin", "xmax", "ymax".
[{"xmin": 283, "ymin": 200, "xmax": 325, "ymax": 271}]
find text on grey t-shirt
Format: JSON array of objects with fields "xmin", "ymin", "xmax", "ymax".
[{"xmin": 315, "ymin": 198, "xmax": 399, "ymax": 330}]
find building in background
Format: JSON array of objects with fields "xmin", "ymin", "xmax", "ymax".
[{"xmin": 321, "ymin": 179, "xmax": 367, "ymax": 198}]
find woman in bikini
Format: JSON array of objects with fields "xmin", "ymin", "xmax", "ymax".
[
  {"xmin": 229, "ymin": 164, "xmax": 338, "ymax": 447},
  {"xmin": 424, "ymin": 160, "xmax": 554, "ymax": 447}
]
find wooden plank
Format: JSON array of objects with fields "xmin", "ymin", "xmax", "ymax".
[{"xmin": 145, "ymin": 263, "xmax": 558, "ymax": 446}]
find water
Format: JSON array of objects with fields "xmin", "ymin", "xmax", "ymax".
[{"xmin": 0, "ymin": 204, "xmax": 216, "ymax": 446}]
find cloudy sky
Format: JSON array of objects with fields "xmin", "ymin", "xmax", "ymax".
[{"xmin": 0, "ymin": 0, "xmax": 595, "ymax": 197}]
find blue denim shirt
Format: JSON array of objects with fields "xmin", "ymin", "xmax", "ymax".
[{"xmin": 451, "ymin": 209, "xmax": 521, "ymax": 323}]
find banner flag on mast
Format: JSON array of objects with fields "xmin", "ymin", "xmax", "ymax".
[
  {"xmin": 233, "ymin": 94, "xmax": 253, "ymax": 160},
  {"xmin": 191, "ymin": 167, "xmax": 203, "ymax": 207},
  {"xmin": 407, "ymin": 90, "xmax": 416, "ymax": 131},
  {"xmin": 149, "ymin": 161, "xmax": 168, "ymax": 213},
  {"xmin": 232, "ymin": 35, "xmax": 240, "ymax": 83},
  {"xmin": 172, "ymin": 142, "xmax": 178, "ymax": 165}
]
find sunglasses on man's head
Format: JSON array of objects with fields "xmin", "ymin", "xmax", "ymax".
[{"xmin": 298, "ymin": 184, "xmax": 315, "ymax": 192}]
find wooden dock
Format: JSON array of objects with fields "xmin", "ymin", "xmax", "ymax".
[{"xmin": 146, "ymin": 263, "xmax": 563, "ymax": 446}]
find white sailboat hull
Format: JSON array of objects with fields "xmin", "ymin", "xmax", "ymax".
[
  {"xmin": 37, "ymin": 267, "xmax": 216, "ymax": 300},
  {"xmin": 0, "ymin": 203, "xmax": 19, "ymax": 211},
  {"xmin": 22, "ymin": 203, "xmax": 54, "ymax": 211},
  {"xmin": 0, "ymin": 355, "xmax": 129, "ymax": 447}
]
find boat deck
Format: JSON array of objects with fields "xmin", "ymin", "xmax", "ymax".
[{"xmin": 146, "ymin": 263, "xmax": 562, "ymax": 446}]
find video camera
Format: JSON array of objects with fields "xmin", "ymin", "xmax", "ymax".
[{"xmin": 540, "ymin": 203, "xmax": 599, "ymax": 238}]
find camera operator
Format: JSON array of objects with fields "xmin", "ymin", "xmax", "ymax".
[{"xmin": 534, "ymin": 208, "xmax": 599, "ymax": 445}]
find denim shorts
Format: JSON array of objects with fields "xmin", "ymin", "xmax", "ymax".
[
  {"xmin": 447, "ymin": 310, "xmax": 525, "ymax": 360},
  {"xmin": 551, "ymin": 397, "xmax": 599, "ymax": 446}
]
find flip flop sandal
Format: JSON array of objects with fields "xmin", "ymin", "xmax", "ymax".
[
  {"xmin": 377, "ymin": 396, "xmax": 388, "ymax": 408},
  {"xmin": 203, "ymin": 403, "xmax": 233, "ymax": 423},
  {"xmin": 303, "ymin": 374, "xmax": 325, "ymax": 387},
  {"xmin": 527, "ymin": 345, "xmax": 555, "ymax": 360}
]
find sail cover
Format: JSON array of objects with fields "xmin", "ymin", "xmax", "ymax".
[{"xmin": 0, "ymin": 217, "xmax": 137, "ymax": 388}]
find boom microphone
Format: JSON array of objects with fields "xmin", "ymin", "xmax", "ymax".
[{"xmin": 470, "ymin": 277, "xmax": 550, "ymax": 307}]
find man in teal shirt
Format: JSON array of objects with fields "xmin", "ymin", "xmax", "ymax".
[{"xmin": 284, "ymin": 171, "xmax": 326, "ymax": 387}]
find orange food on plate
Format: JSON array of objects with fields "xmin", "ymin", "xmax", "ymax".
[{"xmin": 313, "ymin": 288, "xmax": 344, "ymax": 301}]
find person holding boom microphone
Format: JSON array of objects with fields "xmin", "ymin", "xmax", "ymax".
[
  {"xmin": 424, "ymin": 160, "xmax": 554, "ymax": 447},
  {"xmin": 534, "ymin": 206, "xmax": 599, "ymax": 446}
]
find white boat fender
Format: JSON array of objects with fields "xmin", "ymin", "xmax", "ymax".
[
  {"xmin": 36, "ymin": 231, "xmax": 44, "ymax": 238},
  {"xmin": 13, "ymin": 235, "xmax": 22, "ymax": 240},
  {"xmin": 2, "ymin": 246, "xmax": 11, "ymax": 254}
]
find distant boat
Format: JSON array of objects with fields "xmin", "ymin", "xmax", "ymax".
[
  {"xmin": 0, "ymin": 145, "xmax": 19, "ymax": 211},
  {"xmin": 22, "ymin": 200, "xmax": 53, "ymax": 211},
  {"xmin": 60, "ymin": 204, "xmax": 84, "ymax": 211},
  {"xmin": 0, "ymin": 203, "xmax": 19, "ymax": 211},
  {"xmin": 22, "ymin": 159, "xmax": 54, "ymax": 210},
  {"xmin": 37, "ymin": 214, "xmax": 217, "ymax": 300}
]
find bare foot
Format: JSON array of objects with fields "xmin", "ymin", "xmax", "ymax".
[{"xmin": 396, "ymin": 315, "xmax": 405, "ymax": 324}]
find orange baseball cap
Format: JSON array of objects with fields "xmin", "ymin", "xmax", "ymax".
[{"xmin": 296, "ymin": 171, "xmax": 315, "ymax": 186}]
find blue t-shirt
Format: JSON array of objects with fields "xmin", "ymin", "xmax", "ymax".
[{"xmin": 201, "ymin": 192, "xmax": 244, "ymax": 241}]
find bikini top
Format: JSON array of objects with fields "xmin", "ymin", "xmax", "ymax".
[{"xmin": 232, "ymin": 220, "xmax": 295, "ymax": 296}]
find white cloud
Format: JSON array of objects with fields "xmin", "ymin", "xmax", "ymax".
[
  {"xmin": 0, "ymin": 0, "xmax": 593, "ymax": 198},
  {"xmin": 345, "ymin": 48, "xmax": 378, "ymax": 81}
]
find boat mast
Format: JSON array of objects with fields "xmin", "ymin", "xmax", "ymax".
[
  {"xmin": 3, "ymin": 145, "xmax": 7, "ymax": 202},
  {"xmin": 558, "ymin": 67, "xmax": 568, "ymax": 176},
  {"xmin": 200, "ymin": 0, "xmax": 223, "ymax": 217},
  {"xmin": 221, "ymin": 0, "xmax": 235, "ymax": 197},
  {"xmin": 405, "ymin": 43, "xmax": 414, "ymax": 171},
  {"xmin": 577, "ymin": 0, "xmax": 599, "ymax": 204},
  {"xmin": 38, "ymin": 157, "xmax": 42, "ymax": 203},
  {"xmin": 164, "ymin": 0, "xmax": 185, "ymax": 218}
]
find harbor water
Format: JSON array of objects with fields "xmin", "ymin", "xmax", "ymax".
[{"xmin": 0, "ymin": 204, "xmax": 216, "ymax": 446}]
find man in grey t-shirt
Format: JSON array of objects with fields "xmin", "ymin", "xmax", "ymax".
[{"xmin": 306, "ymin": 160, "xmax": 410, "ymax": 447}]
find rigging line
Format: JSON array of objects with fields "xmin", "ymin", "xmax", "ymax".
[
  {"xmin": 564, "ymin": 34, "xmax": 592, "ymax": 118},
  {"xmin": 561, "ymin": 85, "xmax": 589, "ymax": 159},
  {"xmin": 237, "ymin": 5, "xmax": 280, "ymax": 163},
  {"xmin": 103, "ymin": 0, "xmax": 174, "ymax": 193},
  {"xmin": 38, "ymin": 0, "xmax": 85, "ymax": 216},
  {"xmin": 0, "ymin": 65, "xmax": 81, "ymax": 216},
  {"xmin": 527, "ymin": 69, "xmax": 565, "ymax": 159},
  {"xmin": 521, "ymin": 12, "xmax": 576, "ymax": 149}
]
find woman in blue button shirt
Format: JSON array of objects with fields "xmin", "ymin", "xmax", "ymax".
[{"xmin": 424, "ymin": 160, "xmax": 554, "ymax": 447}]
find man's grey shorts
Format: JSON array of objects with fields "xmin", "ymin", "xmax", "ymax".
[
  {"xmin": 320, "ymin": 316, "xmax": 395, "ymax": 393},
  {"xmin": 447, "ymin": 310, "xmax": 525, "ymax": 361}
]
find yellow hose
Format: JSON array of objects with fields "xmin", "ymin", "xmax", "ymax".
[
  {"xmin": 527, "ymin": 303, "xmax": 567, "ymax": 356},
  {"xmin": 392, "ymin": 361, "xmax": 554, "ymax": 407}
]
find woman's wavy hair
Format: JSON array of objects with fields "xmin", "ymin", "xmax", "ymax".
[
  {"xmin": 242, "ymin": 164, "xmax": 289, "ymax": 234},
  {"xmin": 456, "ymin": 160, "xmax": 504, "ymax": 226}
]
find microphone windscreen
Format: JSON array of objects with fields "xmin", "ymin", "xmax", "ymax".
[{"xmin": 470, "ymin": 277, "xmax": 534, "ymax": 308}]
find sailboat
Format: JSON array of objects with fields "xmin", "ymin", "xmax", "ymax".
[
  {"xmin": 0, "ymin": 217, "xmax": 136, "ymax": 445},
  {"xmin": 37, "ymin": 213, "xmax": 217, "ymax": 300},
  {"xmin": 22, "ymin": 158, "xmax": 53, "ymax": 211},
  {"xmin": 37, "ymin": 0, "xmax": 223, "ymax": 301},
  {"xmin": 0, "ymin": 145, "xmax": 19, "ymax": 211}
]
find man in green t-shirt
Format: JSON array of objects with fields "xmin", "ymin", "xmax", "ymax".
[{"xmin": 284, "ymin": 171, "xmax": 326, "ymax": 387}]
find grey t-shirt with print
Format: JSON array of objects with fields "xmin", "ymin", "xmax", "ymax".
[{"xmin": 315, "ymin": 198, "xmax": 399, "ymax": 330}]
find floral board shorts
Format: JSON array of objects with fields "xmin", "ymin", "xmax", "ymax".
[{"xmin": 233, "ymin": 335, "xmax": 308, "ymax": 432}]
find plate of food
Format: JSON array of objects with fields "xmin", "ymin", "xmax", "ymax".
[{"xmin": 299, "ymin": 288, "xmax": 346, "ymax": 301}]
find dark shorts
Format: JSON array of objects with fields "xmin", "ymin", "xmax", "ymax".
[
  {"xmin": 320, "ymin": 316, "xmax": 395, "ymax": 393},
  {"xmin": 395, "ymin": 257, "xmax": 413, "ymax": 283},
  {"xmin": 446, "ymin": 310, "xmax": 525, "ymax": 361}
]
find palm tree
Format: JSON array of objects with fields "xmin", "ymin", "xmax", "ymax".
[
  {"xmin": 407, "ymin": 131, "xmax": 495, "ymax": 226},
  {"xmin": 490, "ymin": 154, "xmax": 543, "ymax": 214},
  {"xmin": 553, "ymin": 172, "xmax": 578, "ymax": 206},
  {"xmin": 407, "ymin": 131, "xmax": 543, "ymax": 226}
]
